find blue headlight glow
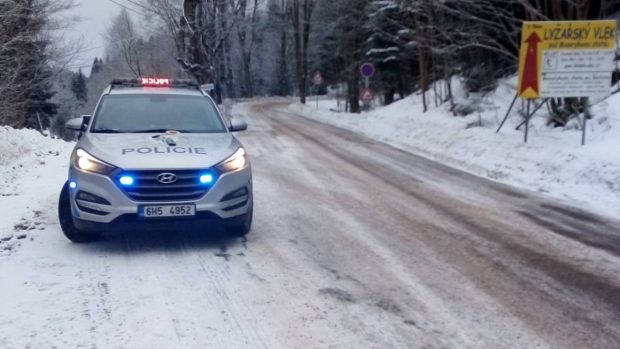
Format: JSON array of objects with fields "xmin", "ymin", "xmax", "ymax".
[
  {"xmin": 199, "ymin": 174, "xmax": 214, "ymax": 184},
  {"xmin": 119, "ymin": 175, "xmax": 134, "ymax": 186},
  {"xmin": 69, "ymin": 181, "xmax": 77, "ymax": 189}
]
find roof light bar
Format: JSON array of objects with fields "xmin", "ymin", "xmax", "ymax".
[
  {"xmin": 109, "ymin": 78, "xmax": 200, "ymax": 89},
  {"xmin": 141, "ymin": 77, "xmax": 170, "ymax": 86}
]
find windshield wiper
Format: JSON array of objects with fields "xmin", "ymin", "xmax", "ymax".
[{"xmin": 132, "ymin": 129, "xmax": 184, "ymax": 133}]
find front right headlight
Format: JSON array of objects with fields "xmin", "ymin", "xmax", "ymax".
[
  {"xmin": 216, "ymin": 148, "xmax": 247, "ymax": 173},
  {"xmin": 71, "ymin": 148, "xmax": 116, "ymax": 175}
]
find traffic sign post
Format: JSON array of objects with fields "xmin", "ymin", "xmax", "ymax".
[
  {"xmin": 312, "ymin": 71, "xmax": 323, "ymax": 110},
  {"xmin": 360, "ymin": 63, "xmax": 375, "ymax": 108},
  {"xmin": 501, "ymin": 20, "xmax": 618, "ymax": 145},
  {"xmin": 583, "ymin": 100, "xmax": 590, "ymax": 146}
]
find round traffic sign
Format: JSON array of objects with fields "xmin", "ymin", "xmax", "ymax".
[{"xmin": 360, "ymin": 63, "xmax": 375, "ymax": 78}]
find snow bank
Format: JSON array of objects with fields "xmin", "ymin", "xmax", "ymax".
[
  {"xmin": 290, "ymin": 79, "xmax": 620, "ymax": 219},
  {"xmin": 0, "ymin": 127, "xmax": 59, "ymax": 166},
  {"xmin": 0, "ymin": 127, "xmax": 74, "ymax": 255}
]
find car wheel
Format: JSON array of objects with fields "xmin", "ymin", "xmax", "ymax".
[
  {"xmin": 58, "ymin": 182, "xmax": 102, "ymax": 243},
  {"xmin": 225, "ymin": 202, "xmax": 253, "ymax": 237}
]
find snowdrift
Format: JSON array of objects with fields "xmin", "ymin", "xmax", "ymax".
[{"xmin": 0, "ymin": 127, "xmax": 74, "ymax": 254}]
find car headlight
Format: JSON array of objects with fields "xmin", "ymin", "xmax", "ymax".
[
  {"xmin": 216, "ymin": 148, "xmax": 247, "ymax": 173},
  {"xmin": 71, "ymin": 148, "xmax": 116, "ymax": 174}
]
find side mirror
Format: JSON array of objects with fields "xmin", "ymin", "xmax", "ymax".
[
  {"xmin": 66, "ymin": 117, "xmax": 84, "ymax": 131},
  {"xmin": 65, "ymin": 115, "xmax": 92, "ymax": 132},
  {"xmin": 229, "ymin": 119, "xmax": 248, "ymax": 132}
]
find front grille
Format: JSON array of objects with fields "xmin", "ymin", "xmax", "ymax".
[{"xmin": 116, "ymin": 169, "xmax": 213, "ymax": 202}]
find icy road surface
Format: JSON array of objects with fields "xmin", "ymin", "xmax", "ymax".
[{"xmin": 1, "ymin": 100, "xmax": 620, "ymax": 348}]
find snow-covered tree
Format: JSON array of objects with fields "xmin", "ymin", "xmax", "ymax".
[
  {"xmin": 0, "ymin": 0, "xmax": 63, "ymax": 129},
  {"xmin": 364, "ymin": 0, "xmax": 412, "ymax": 105}
]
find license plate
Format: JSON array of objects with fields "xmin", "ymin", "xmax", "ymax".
[{"xmin": 139, "ymin": 204, "xmax": 196, "ymax": 218}]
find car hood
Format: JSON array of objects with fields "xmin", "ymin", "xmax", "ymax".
[{"xmin": 80, "ymin": 132, "xmax": 239, "ymax": 170}]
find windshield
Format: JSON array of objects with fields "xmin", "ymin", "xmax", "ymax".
[{"xmin": 90, "ymin": 94, "xmax": 227, "ymax": 133}]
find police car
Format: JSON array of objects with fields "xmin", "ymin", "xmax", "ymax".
[{"xmin": 58, "ymin": 78, "xmax": 253, "ymax": 242}]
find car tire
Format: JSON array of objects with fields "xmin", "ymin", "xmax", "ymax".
[
  {"xmin": 225, "ymin": 202, "xmax": 253, "ymax": 237},
  {"xmin": 58, "ymin": 182, "xmax": 102, "ymax": 243}
]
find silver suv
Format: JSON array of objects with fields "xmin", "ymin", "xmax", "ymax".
[{"xmin": 58, "ymin": 78, "xmax": 253, "ymax": 242}]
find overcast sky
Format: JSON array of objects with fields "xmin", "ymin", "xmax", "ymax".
[{"xmin": 66, "ymin": 0, "xmax": 123, "ymax": 75}]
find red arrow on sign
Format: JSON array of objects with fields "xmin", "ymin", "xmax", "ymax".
[{"xmin": 519, "ymin": 32, "xmax": 541, "ymax": 96}]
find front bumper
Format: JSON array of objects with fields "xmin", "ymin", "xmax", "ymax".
[
  {"xmin": 73, "ymin": 211, "xmax": 250, "ymax": 233},
  {"xmin": 68, "ymin": 164, "xmax": 252, "ymax": 230}
]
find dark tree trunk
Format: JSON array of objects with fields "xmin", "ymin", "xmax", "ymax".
[
  {"xmin": 384, "ymin": 89, "xmax": 395, "ymax": 105},
  {"xmin": 277, "ymin": 28, "xmax": 289, "ymax": 96},
  {"xmin": 290, "ymin": 0, "xmax": 314, "ymax": 104},
  {"xmin": 218, "ymin": 0, "xmax": 235, "ymax": 98},
  {"xmin": 225, "ymin": 42, "xmax": 234, "ymax": 98},
  {"xmin": 414, "ymin": 7, "xmax": 429, "ymax": 112},
  {"xmin": 243, "ymin": 53, "xmax": 254, "ymax": 97},
  {"xmin": 236, "ymin": 0, "xmax": 257, "ymax": 98},
  {"xmin": 397, "ymin": 71, "xmax": 405, "ymax": 99},
  {"xmin": 292, "ymin": 0, "xmax": 304, "ymax": 103},
  {"xmin": 348, "ymin": 71, "xmax": 360, "ymax": 113},
  {"xmin": 181, "ymin": 0, "xmax": 211, "ymax": 83}
]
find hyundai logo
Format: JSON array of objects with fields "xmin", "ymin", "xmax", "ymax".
[{"xmin": 157, "ymin": 172, "xmax": 177, "ymax": 184}]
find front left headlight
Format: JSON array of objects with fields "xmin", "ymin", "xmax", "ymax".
[
  {"xmin": 71, "ymin": 148, "xmax": 116, "ymax": 175},
  {"xmin": 216, "ymin": 148, "xmax": 247, "ymax": 173}
]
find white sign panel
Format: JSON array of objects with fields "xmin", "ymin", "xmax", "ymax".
[{"xmin": 541, "ymin": 49, "xmax": 616, "ymax": 97}]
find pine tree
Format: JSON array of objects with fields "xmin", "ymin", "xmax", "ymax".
[
  {"xmin": 91, "ymin": 58, "xmax": 104, "ymax": 75},
  {"xmin": 364, "ymin": 1, "xmax": 410, "ymax": 105},
  {"xmin": 71, "ymin": 69, "xmax": 88, "ymax": 104}
]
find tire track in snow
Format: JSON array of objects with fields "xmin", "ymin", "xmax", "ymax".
[
  {"xmin": 180, "ymin": 233, "xmax": 271, "ymax": 349},
  {"xmin": 115, "ymin": 231, "xmax": 188, "ymax": 347}
]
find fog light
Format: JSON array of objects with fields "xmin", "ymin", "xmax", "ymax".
[
  {"xmin": 76, "ymin": 190, "xmax": 111, "ymax": 205},
  {"xmin": 221, "ymin": 187, "xmax": 249, "ymax": 202},
  {"xmin": 119, "ymin": 175, "xmax": 134, "ymax": 186},
  {"xmin": 69, "ymin": 181, "xmax": 77, "ymax": 189}
]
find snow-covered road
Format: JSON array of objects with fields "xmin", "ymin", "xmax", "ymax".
[{"xmin": 1, "ymin": 100, "xmax": 620, "ymax": 348}]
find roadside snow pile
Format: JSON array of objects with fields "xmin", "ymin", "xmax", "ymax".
[
  {"xmin": 0, "ymin": 127, "xmax": 73, "ymax": 255},
  {"xmin": 0, "ymin": 127, "xmax": 60, "ymax": 166},
  {"xmin": 290, "ymin": 79, "xmax": 620, "ymax": 218}
]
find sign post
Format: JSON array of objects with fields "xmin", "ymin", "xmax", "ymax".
[
  {"xmin": 515, "ymin": 20, "xmax": 617, "ymax": 144},
  {"xmin": 360, "ymin": 63, "xmax": 375, "ymax": 108},
  {"xmin": 583, "ymin": 99, "xmax": 591, "ymax": 146},
  {"xmin": 312, "ymin": 71, "xmax": 323, "ymax": 110}
]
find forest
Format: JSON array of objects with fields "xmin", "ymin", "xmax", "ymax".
[{"xmin": 1, "ymin": 0, "xmax": 619, "ymax": 138}]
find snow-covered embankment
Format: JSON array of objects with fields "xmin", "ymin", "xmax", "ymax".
[{"xmin": 0, "ymin": 127, "xmax": 73, "ymax": 255}]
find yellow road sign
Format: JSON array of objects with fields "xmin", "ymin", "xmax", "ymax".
[{"xmin": 517, "ymin": 20, "xmax": 617, "ymax": 99}]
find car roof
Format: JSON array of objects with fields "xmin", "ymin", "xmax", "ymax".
[{"xmin": 107, "ymin": 87, "xmax": 205, "ymax": 96}]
